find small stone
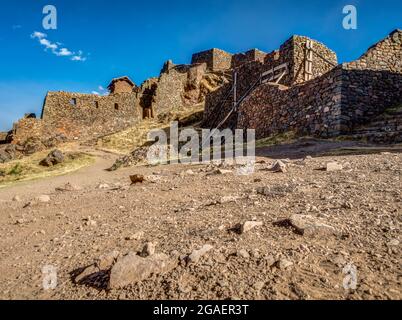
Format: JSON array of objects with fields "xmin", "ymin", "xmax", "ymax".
[
  {"xmin": 219, "ymin": 196, "xmax": 240, "ymax": 204},
  {"xmin": 265, "ymin": 255, "xmax": 276, "ymax": 267},
  {"xmin": 277, "ymin": 215, "xmax": 337, "ymax": 237},
  {"xmin": 276, "ymin": 258, "xmax": 293, "ymax": 269},
  {"xmin": 16, "ymin": 219, "xmax": 25, "ymax": 225},
  {"xmin": 270, "ymin": 160, "xmax": 287, "ymax": 173},
  {"xmin": 98, "ymin": 184, "xmax": 110, "ymax": 189},
  {"xmin": 237, "ymin": 249, "xmax": 250, "ymax": 259},
  {"xmin": 388, "ymin": 239, "xmax": 399, "ymax": 247},
  {"xmin": 207, "ymin": 169, "xmax": 232, "ymax": 176},
  {"xmin": 36, "ymin": 195, "xmax": 50, "ymax": 203},
  {"xmin": 326, "ymin": 162, "xmax": 343, "ymax": 172},
  {"xmin": 253, "ymin": 281, "xmax": 265, "ymax": 291},
  {"xmin": 240, "ymin": 221, "xmax": 263, "ymax": 234},
  {"xmin": 140, "ymin": 242, "xmax": 156, "ymax": 257},
  {"xmin": 187, "ymin": 245, "xmax": 214, "ymax": 264},
  {"xmin": 130, "ymin": 174, "xmax": 145, "ymax": 184},
  {"xmin": 126, "ymin": 231, "xmax": 144, "ymax": 241},
  {"xmin": 332, "ymin": 255, "xmax": 347, "ymax": 267},
  {"xmin": 95, "ymin": 250, "xmax": 120, "ymax": 270},
  {"xmin": 56, "ymin": 183, "xmax": 81, "ymax": 192},
  {"xmin": 12, "ymin": 195, "xmax": 22, "ymax": 202},
  {"xmin": 342, "ymin": 202, "xmax": 353, "ymax": 209},
  {"xmin": 74, "ymin": 264, "xmax": 98, "ymax": 284}
]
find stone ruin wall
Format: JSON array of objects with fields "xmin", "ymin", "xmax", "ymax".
[
  {"xmin": 239, "ymin": 30, "xmax": 402, "ymax": 138},
  {"xmin": 340, "ymin": 29, "xmax": 402, "ymax": 129},
  {"xmin": 146, "ymin": 62, "xmax": 227, "ymax": 116},
  {"xmin": 238, "ymin": 67, "xmax": 344, "ymax": 139},
  {"xmin": 8, "ymin": 30, "xmax": 402, "ymax": 149},
  {"xmin": 202, "ymin": 30, "xmax": 401, "ymax": 139},
  {"xmin": 191, "ymin": 48, "xmax": 233, "ymax": 71},
  {"xmin": 110, "ymin": 80, "xmax": 135, "ymax": 94},
  {"xmin": 41, "ymin": 92, "xmax": 142, "ymax": 138},
  {"xmin": 202, "ymin": 35, "xmax": 338, "ymax": 130},
  {"xmin": 291, "ymin": 36, "xmax": 338, "ymax": 84},
  {"xmin": 0, "ymin": 132, "xmax": 7, "ymax": 143},
  {"xmin": 12, "ymin": 91, "xmax": 142, "ymax": 144}
]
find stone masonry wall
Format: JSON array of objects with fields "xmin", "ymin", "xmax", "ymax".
[
  {"xmin": 202, "ymin": 35, "xmax": 338, "ymax": 129},
  {"xmin": 110, "ymin": 80, "xmax": 134, "ymax": 94},
  {"xmin": 41, "ymin": 92, "xmax": 142, "ymax": 138},
  {"xmin": 291, "ymin": 36, "xmax": 338, "ymax": 84},
  {"xmin": 237, "ymin": 67, "xmax": 343, "ymax": 139},
  {"xmin": 0, "ymin": 132, "xmax": 7, "ymax": 143},
  {"xmin": 13, "ymin": 91, "xmax": 142, "ymax": 144},
  {"xmin": 338, "ymin": 29, "xmax": 402, "ymax": 130},
  {"xmin": 191, "ymin": 49, "xmax": 233, "ymax": 71},
  {"xmin": 345, "ymin": 29, "xmax": 402, "ymax": 72},
  {"xmin": 203, "ymin": 30, "xmax": 401, "ymax": 139}
]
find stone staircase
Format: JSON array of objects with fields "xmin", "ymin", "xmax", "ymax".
[{"xmin": 349, "ymin": 107, "xmax": 402, "ymax": 144}]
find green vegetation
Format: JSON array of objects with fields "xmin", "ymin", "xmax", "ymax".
[
  {"xmin": 255, "ymin": 131, "xmax": 298, "ymax": 148},
  {"xmin": 0, "ymin": 150, "xmax": 94, "ymax": 187}
]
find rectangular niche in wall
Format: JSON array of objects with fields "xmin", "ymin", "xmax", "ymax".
[
  {"xmin": 70, "ymin": 98, "xmax": 77, "ymax": 106},
  {"xmin": 114, "ymin": 103, "xmax": 119, "ymax": 110}
]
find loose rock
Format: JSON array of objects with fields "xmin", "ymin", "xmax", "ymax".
[
  {"xmin": 39, "ymin": 150, "xmax": 64, "ymax": 167},
  {"xmin": 240, "ymin": 221, "xmax": 263, "ymax": 234},
  {"xmin": 276, "ymin": 214, "xmax": 337, "ymax": 237},
  {"xmin": 108, "ymin": 253, "xmax": 176, "ymax": 289},
  {"xmin": 187, "ymin": 245, "xmax": 214, "ymax": 264},
  {"xmin": 326, "ymin": 162, "xmax": 343, "ymax": 172}
]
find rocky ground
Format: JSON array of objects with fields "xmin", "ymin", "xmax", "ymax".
[{"xmin": 0, "ymin": 141, "xmax": 400, "ymax": 300}]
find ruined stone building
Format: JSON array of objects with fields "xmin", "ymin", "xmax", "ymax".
[
  {"xmin": 6, "ymin": 29, "xmax": 402, "ymax": 148},
  {"xmin": 202, "ymin": 30, "xmax": 402, "ymax": 140}
]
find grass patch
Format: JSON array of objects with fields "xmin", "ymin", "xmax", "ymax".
[
  {"xmin": 0, "ymin": 149, "xmax": 94, "ymax": 188},
  {"xmin": 97, "ymin": 105, "xmax": 205, "ymax": 154},
  {"xmin": 319, "ymin": 145, "xmax": 402, "ymax": 157},
  {"xmin": 256, "ymin": 131, "xmax": 298, "ymax": 148},
  {"xmin": 384, "ymin": 104, "xmax": 402, "ymax": 115}
]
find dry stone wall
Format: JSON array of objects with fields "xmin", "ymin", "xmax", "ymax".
[
  {"xmin": 191, "ymin": 49, "xmax": 233, "ymax": 71},
  {"xmin": 203, "ymin": 30, "xmax": 402, "ymax": 140},
  {"xmin": 0, "ymin": 132, "xmax": 7, "ymax": 143},
  {"xmin": 12, "ymin": 91, "xmax": 142, "ymax": 144},
  {"xmin": 238, "ymin": 67, "xmax": 343, "ymax": 138}
]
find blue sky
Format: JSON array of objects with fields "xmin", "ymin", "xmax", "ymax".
[{"xmin": 0, "ymin": 0, "xmax": 401, "ymax": 131}]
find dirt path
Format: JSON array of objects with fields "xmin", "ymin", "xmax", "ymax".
[{"xmin": 0, "ymin": 149, "xmax": 121, "ymax": 202}]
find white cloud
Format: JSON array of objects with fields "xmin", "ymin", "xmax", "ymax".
[
  {"xmin": 39, "ymin": 38, "xmax": 58, "ymax": 50},
  {"xmin": 93, "ymin": 86, "xmax": 108, "ymax": 96},
  {"xmin": 31, "ymin": 31, "xmax": 46, "ymax": 39},
  {"xmin": 31, "ymin": 31, "xmax": 87, "ymax": 62},
  {"xmin": 57, "ymin": 48, "xmax": 73, "ymax": 56},
  {"xmin": 71, "ymin": 55, "xmax": 87, "ymax": 61}
]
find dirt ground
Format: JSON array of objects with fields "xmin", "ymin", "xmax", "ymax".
[{"xmin": 0, "ymin": 140, "xmax": 400, "ymax": 300}]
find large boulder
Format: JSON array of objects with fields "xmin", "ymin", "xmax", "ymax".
[
  {"xmin": 0, "ymin": 144, "xmax": 16, "ymax": 163},
  {"xmin": 39, "ymin": 150, "xmax": 65, "ymax": 167},
  {"xmin": 108, "ymin": 253, "xmax": 176, "ymax": 289}
]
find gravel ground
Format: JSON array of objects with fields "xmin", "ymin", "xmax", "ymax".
[{"xmin": 0, "ymin": 143, "xmax": 400, "ymax": 300}]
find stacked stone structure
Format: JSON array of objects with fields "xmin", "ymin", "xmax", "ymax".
[
  {"xmin": 7, "ymin": 29, "xmax": 402, "ymax": 149},
  {"xmin": 203, "ymin": 30, "xmax": 402, "ymax": 139}
]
